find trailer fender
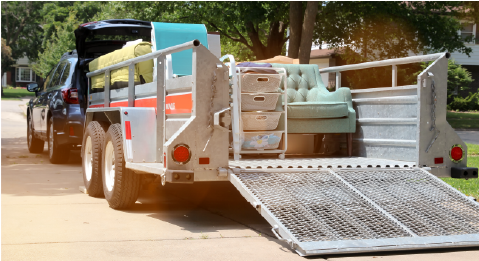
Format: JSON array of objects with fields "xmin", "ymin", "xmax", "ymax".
[{"xmin": 85, "ymin": 107, "xmax": 157, "ymax": 163}]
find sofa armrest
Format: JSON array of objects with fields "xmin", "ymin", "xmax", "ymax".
[{"xmin": 314, "ymin": 87, "xmax": 353, "ymax": 108}]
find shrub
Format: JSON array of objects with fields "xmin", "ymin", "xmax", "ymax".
[{"xmin": 448, "ymin": 92, "xmax": 479, "ymax": 111}]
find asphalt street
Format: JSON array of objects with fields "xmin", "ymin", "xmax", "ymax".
[
  {"xmin": 456, "ymin": 130, "xmax": 479, "ymax": 145},
  {"xmin": 2, "ymin": 98, "xmax": 478, "ymax": 260}
]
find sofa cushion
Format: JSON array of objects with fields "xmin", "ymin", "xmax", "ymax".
[
  {"xmin": 287, "ymin": 102, "xmax": 349, "ymax": 119},
  {"xmin": 272, "ymin": 64, "xmax": 327, "ymax": 103}
]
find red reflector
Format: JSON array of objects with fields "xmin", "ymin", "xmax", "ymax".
[
  {"xmin": 164, "ymin": 155, "xmax": 166, "ymax": 168},
  {"xmin": 451, "ymin": 146, "xmax": 463, "ymax": 162},
  {"xmin": 124, "ymin": 121, "xmax": 131, "ymax": 140},
  {"xmin": 69, "ymin": 127, "xmax": 74, "ymax": 136},
  {"xmin": 173, "ymin": 145, "xmax": 190, "ymax": 163},
  {"xmin": 434, "ymin": 157, "xmax": 443, "ymax": 164},
  {"xmin": 199, "ymin": 158, "xmax": 210, "ymax": 164}
]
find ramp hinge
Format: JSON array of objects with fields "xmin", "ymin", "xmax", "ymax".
[{"xmin": 272, "ymin": 225, "xmax": 294, "ymax": 249}]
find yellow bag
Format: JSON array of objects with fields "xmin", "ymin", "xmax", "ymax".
[{"xmin": 89, "ymin": 42, "xmax": 153, "ymax": 89}]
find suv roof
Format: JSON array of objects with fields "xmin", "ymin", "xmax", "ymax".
[
  {"xmin": 79, "ymin": 19, "xmax": 151, "ymax": 30},
  {"xmin": 74, "ymin": 19, "xmax": 152, "ymax": 57},
  {"xmin": 61, "ymin": 50, "xmax": 78, "ymax": 60}
]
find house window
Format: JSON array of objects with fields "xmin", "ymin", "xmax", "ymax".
[
  {"xmin": 16, "ymin": 67, "xmax": 35, "ymax": 82},
  {"xmin": 460, "ymin": 23, "xmax": 477, "ymax": 44}
]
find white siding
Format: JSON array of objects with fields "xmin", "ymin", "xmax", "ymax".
[
  {"xmin": 207, "ymin": 34, "xmax": 221, "ymax": 58},
  {"xmin": 449, "ymin": 45, "xmax": 479, "ymax": 65},
  {"xmin": 16, "ymin": 56, "xmax": 29, "ymax": 65},
  {"xmin": 310, "ymin": 58, "xmax": 330, "ymax": 87}
]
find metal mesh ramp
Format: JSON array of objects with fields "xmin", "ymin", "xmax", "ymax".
[{"xmin": 230, "ymin": 168, "xmax": 479, "ymax": 256}]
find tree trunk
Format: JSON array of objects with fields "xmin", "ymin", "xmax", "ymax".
[
  {"xmin": 298, "ymin": 1, "xmax": 319, "ymax": 64},
  {"xmin": 288, "ymin": 1, "xmax": 303, "ymax": 58},
  {"xmin": 246, "ymin": 21, "xmax": 288, "ymax": 60}
]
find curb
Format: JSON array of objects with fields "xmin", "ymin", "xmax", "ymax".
[{"xmin": 18, "ymin": 104, "xmax": 27, "ymax": 117}]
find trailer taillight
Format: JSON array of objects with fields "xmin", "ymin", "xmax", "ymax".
[
  {"xmin": 172, "ymin": 144, "xmax": 191, "ymax": 165},
  {"xmin": 450, "ymin": 145, "xmax": 464, "ymax": 163}
]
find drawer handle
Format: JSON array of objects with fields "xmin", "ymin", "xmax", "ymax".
[
  {"xmin": 257, "ymin": 77, "xmax": 269, "ymax": 82},
  {"xmin": 253, "ymin": 96, "xmax": 265, "ymax": 102},
  {"xmin": 255, "ymin": 115, "xmax": 268, "ymax": 121}
]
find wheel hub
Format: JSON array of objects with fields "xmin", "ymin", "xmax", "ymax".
[
  {"xmin": 104, "ymin": 141, "xmax": 116, "ymax": 192},
  {"xmin": 84, "ymin": 136, "xmax": 93, "ymax": 181}
]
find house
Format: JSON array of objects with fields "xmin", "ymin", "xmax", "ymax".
[
  {"xmin": 449, "ymin": 21, "xmax": 479, "ymax": 96},
  {"xmin": 2, "ymin": 56, "xmax": 41, "ymax": 88}
]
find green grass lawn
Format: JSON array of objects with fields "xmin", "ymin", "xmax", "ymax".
[
  {"xmin": 2, "ymin": 88, "xmax": 34, "ymax": 100},
  {"xmin": 446, "ymin": 111, "xmax": 479, "ymax": 129},
  {"xmin": 441, "ymin": 143, "xmax": 479, "ymax": 199}
]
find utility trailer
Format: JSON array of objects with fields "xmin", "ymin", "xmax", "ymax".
[{"xmin": 82, "ymin": 39, "xmax": 479, "ymax": 256}]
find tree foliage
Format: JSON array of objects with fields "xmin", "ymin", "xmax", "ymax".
[
  {"xmin": 1, "ymin": 1, "xmax": 44, "ymax": 62},
  {"xmin": 39, "ymin": 2, "xmax": 101, "ymax": 51},
  {"xmin": 315, "ymin": 2, "xmax": 472, "ymax": 62},
  {"xmin": 32, "ymin": 14, "xmax": 80, "ymax": 78},
  {"xmin": 2, "ymin": 38, "xmax": 13, "ymax": 95},
  {"xmin": 4, "ymin": 1, "xmax": 478, "ymax": 80},
  {"xmin": 1, "ymin": 38, "xmax": 13, "ymax": 75},
  {"xmin": 32, "ymin": 2, "xmax": 101, "ymax": 77},
  {"xmin": 94, "ymin": 1, "xmax": 290, "ymax": 60}
]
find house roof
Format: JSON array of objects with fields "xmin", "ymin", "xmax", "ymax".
[{"xmin": 310, "ymin": 48, "xmax": 344, "ymax": 59}]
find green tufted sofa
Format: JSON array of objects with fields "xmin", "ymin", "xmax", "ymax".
[{"xmin": 271, "ymin": 64, "xmax": 356, "ymax": 154}]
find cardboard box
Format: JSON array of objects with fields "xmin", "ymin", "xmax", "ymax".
[{"xmin": 286, "ymin": 134, "xmax": 315, "ymax": 154}]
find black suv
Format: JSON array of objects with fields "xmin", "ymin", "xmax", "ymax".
[{"xmin": 26, "ymin": 19, "xmax": 152, "ymax": 163}]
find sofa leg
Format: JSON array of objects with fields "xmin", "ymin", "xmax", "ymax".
[{"xmin": 347, "ymin": 133, "xmax": 353, "ymax": 157}]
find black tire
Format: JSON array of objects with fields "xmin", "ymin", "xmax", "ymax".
[
  {"xmin": 27, "ymin": 114, "xmax": 44, "ymax": 153},
  {"xmin": 82, "ymin": 121, "xmax": 106, "ymax": 197},
  {"xmin": 48, "ymin": 119, "xmax": 70, "ymax": 164},
  {"xmin": 102, "ymin": 123, "xmax": 141, "ymax": 209}
]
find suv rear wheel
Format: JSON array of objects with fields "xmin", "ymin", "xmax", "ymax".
[
  {"xmin": 48, "ymin": 119, "xmax": 70, "ymax": 164},
  {"xmin": 27, "ymin": 115, "xmax": 44, "ymax": 153}
]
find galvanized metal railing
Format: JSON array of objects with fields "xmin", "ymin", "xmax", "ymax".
[
  {"xmin": 86, "ymin": 39, "xmax": 200, "ymax": 107},
  {"xmin": 318, "ymin": 53, "xmax": 450, "ymax": 90}
]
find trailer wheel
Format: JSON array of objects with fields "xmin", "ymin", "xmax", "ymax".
[
  {"xmin": 102, "ymin": 123, "xmax": 141, "ymax": 210},
  {"xmin": 82, "ymin": 121, "xmax": 106, "ymax": 197}
]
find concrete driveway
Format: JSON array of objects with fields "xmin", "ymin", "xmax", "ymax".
[{"xmin": 2, "ymin": 99, "xmax": 478, "ymax": 260}]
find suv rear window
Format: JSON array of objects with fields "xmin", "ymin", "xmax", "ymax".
[
  {"xmin": 59, "ymin": 61, "xmax": 72, "ymax": 86},
  {"xmin": 48, "ymin": 61, "xmax": 67, "ymax": 89}
]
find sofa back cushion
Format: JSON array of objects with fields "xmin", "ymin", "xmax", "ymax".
[{"xmin": 271, "ymin": 64, "xmax": 327, "ymax": 103}]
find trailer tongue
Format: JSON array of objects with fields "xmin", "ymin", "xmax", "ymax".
[{"xmin": 231, "ymin": 168, "xmax": 479, "ymax": 256}]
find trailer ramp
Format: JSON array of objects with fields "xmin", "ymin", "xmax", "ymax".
[{"xmin": 230, "ymin": 168, "xmax": 479, "ymax": 256}]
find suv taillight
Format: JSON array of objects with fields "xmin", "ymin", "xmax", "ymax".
[{"xmin": 62, "ymin": 88, "xmax": 79, "ymax": 104}]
